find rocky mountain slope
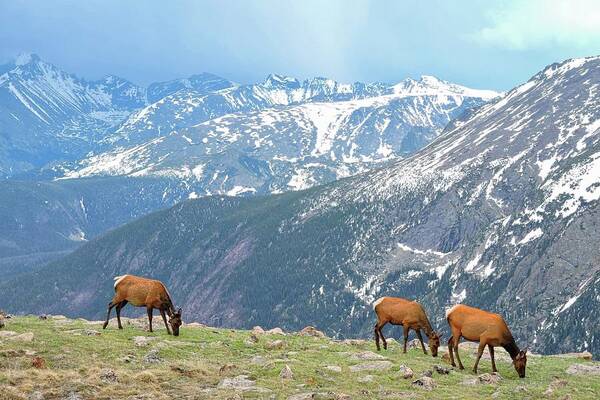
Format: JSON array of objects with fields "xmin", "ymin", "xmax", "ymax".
[
  {"xmin": 0, "ymin": 176, "xmax": 214, "ymax": 276},
  {"xmin": 65, "ymin": 75, "xmax": 497, "ymax": 195},
  {"xmin": 0, "ymin": 54, "xmax": 147, "ymax": 176},
  {"xmin": 1, "ymin": 56, "xmax": 599, "ymax": 357},
  {"xmin": 2, "ymin": 316, "xmax": 598, "ymax": 399}
]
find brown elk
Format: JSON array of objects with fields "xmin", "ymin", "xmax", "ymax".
[
  {"xmin": 446, "ymin": 304, "xmax": 528, "ymax": 378},
  {"xmin": 373, "ymin": 296, "xmax": 442, "ymax": 356},
  {"xmin": 102, "ymin": 275, "xmax": 183, "ymax": 336}
]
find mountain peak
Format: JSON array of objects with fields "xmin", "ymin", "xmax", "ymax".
[
  {"xmin": 14, "ymin": 52, "xmax": 41, "ymax": 66},
  {"xmin": 392, "ymin": 75, "xmax": 499, "ymax": 100},
  {"xmin": 263, "ymin": 73, "xmax": 300, "ymax": 88}
]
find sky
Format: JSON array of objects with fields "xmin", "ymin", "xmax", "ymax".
[{"xmin": 1, "ymin": 0, "xmax": 600, "ymax": 91}]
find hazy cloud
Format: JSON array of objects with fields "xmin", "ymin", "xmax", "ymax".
[{"xmin": 472, "ymin": 0, "xmax": 600, "ymax": 50}]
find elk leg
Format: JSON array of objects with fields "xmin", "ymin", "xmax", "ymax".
[
  {"xmin": 102, "ymin": 302, "xmax": 116, "ymax": 329},
  {"xmin": 416, "ymin": 329, "xmax": 428, "ymax": 355},
  {"xmin": 402, "ymin": 325, "xmax": 409, "ymax": 354},
  {"xmin": 453, "ymin": 336, "xmax": 465, "ymax": 370},
  {"xmin": 147, "ymin": 306, "xmax": 153, "ymax": 332},
  {"xmin": 374, "ymin": 323, "xmax": 381, "ymax": 351},
  {"xmin": 160, "ymin": 309, "xmax": 172, "ymax": 335},
  {"xmin": 488, "ymin": 345, "xmax": 497, "ymax": 373},
  {"xmin": 377, "ymin": 321, "xmax": 388, "ymax": 350},
  {"xmin": 473, "ymin": 341, "xmax": 486, "ymax": 373},
  {"xmin": 115, "ymin": 300, "xmax": 127, "ymax": 329},
  {"xmin": 448, "ymin": 336, "xmax": 456, "ymax": 367}
]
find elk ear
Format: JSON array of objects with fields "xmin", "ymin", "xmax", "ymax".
[
  {"xmin": 177, "ymin": 308, "xmax": 182, "ymax": 315},
  {"xmin": 523, "ymin": 347, "xmax": 528, "ymax": 355},
  {"xmin": 439, "ymin": 332, "xmax": 444, "ymax": 338}
]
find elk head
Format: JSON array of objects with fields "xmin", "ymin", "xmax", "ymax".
[
  {"xmin": 513, "ymin": 348, "xmax": 528, "ymax": 378},
  {"xmin": 428, "ymin": 331, "xmax": 442, "ymax": 357},
  {"xmin": 169, "ymin": 308, "xmax": 182, "ymax": 336}
]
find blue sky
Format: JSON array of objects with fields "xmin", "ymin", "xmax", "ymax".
[{"xmin": 1, "ymin": 0, "xmax": 600, "ymax": 90}]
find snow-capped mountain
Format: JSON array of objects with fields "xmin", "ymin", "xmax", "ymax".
[
  {"xmin": 6, "ymin": 55, "xmax": 599, "ymax": 356},
  {"xmin": 146, "ymin": 72, "xmax": 236, "ymax": 103},
  {"xmin": 0, "ymin": 53, "xmax": 146, "ymax": 176},
  {"xmin": 65, "ymin": 75, "xmax": 498, "ymax": 195}
]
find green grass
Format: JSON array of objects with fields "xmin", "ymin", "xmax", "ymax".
[{"xmin": 1, "ymin": 316, "xmax": 599, "ymax": 399}]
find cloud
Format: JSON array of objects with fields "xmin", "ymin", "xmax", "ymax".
[{"xmin": 471, "ymin": 0, "xmax": 600, "ymax": 50}]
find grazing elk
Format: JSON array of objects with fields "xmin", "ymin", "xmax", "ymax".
[
  {"xmin": 102, "ymin": 275, "xmax": 183, "ymax": 336},
  {"xmin": 373, "ymin": 296, "xmax": 442, "ymax": 356},
  {"xmin": 446, "ymin": 304, "xmax": 528, "ymax": 378}
]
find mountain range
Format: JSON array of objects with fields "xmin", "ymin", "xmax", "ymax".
[
  {"xmin": 1, "ymin": 55, "xmax": 598, "ymax": 357},
  {"xmin": 0, "ymin": 53, "xmax": 498, "ymax": 272}
]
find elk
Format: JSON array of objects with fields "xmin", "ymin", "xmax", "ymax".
[
  {"xmin": 373, "ymin": 296, "xmax": 442, "ymax": 356},
  {"xmin": 446, "ymin": 304, "xmax": 527, "ymax": 378},
  {"xmin": 102, "ymin": 275, "xmax": 183, "ymax": 336}
]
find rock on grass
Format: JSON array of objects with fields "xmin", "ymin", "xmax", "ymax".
[
  {"xmin": 412, "ymin": 376, "xmax": 435, "ymax": 390},
  {"xmin": 566, "ymin": 364, "xmax": 600, "ymax": 375},
  {"xmin": 143, "ymin": 349, "xmax": 162, "ymax": 364},
  {"xmin": 433, "ymin": 364, "xmax": 450, "ymax": 374},
  {"xmin": 398, "ymin": 365, "xmax": 414, "ymax": 379},
  {"xmin": 265, "ymin": 339, "xmax": 285, "ymax": 350},
  {"xmin": 280, "ymin": 364, "xmax": 294, "ymax": 379},
  {"xmin": 100, "ymin": 368, "xmax": 118, "ymax": 383},
  {"xmin": 299, "ymin": 326, "xmax": 326, "ymax": 338},
  {"xmin": 218, "ymin": 375, "xmax": 271, "ymax": 392},
  {"xmin": 348, "ymin": 351, "xmax": 386, "ymax": 361},
  {"xmin": 349, "ymin": 361, "xmax": 393, "ymax": 372}
]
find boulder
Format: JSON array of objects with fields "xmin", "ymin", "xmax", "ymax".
[
  {"xmin": 398, "ymin": 365, "xmax": 414, "ymax": 379},
  {"xmin": 566, "ymin": 363, "xmax": 600, "ymax": 375},
  {"xmin": 266, "ymin": 327, "xmax": 285, "ymax": 335},
  {"xmin": 412, "ymin": 376, "xmax": 435, "ymax": 390},
  {"xmin": 478, "ymin": 372, "xmax": 502, "ymax": 384},
  {"xmin": 265, "ymin": 339, "xmax": 285, "ymax": 350},
  {"xmin": 422, "ymin": 370, "xmax": 433, "ymax": 377},
  {"xmin": 251, "ymin": 326, "xmax": 265, "ymax": 335},
  {"xmin": 250, "ymin": 355, "xmax": 268, "ymax": 365},
  {"xmin": 299, "ymin": 326, "xmax": 326, "ymax": 338},
  {"xmin": 0, "ymin": 330, "xmax": 17, "ymax": 338},
  {"xmin": 349, "ymin": 361, "xmax": 393, "ymax": 372},
  {"xmin": 143, "ymin": 349, "xmax": 162, "ymax": 364},
  {"xmin": 357, "ymin": 375, "xmax": 374, "ymax": 383},
  {"xmin": 218, "ymin": 375, "xmax": 264, "ymax": 391},
  {"xmin": 433, "ymin": 364, "xmax": 450, "ymax": 374},
  {"xmin": 325, "ymin": 365, "xmax": 342, "ymax": 373},
  {"xmin": 348, "ymin": 351, "xmax": 386, "ymax": 361},
  {"xmin": 280, "ymin": 364, "xmax": 294, "ymax": 379},
  {"xmin": 100, "ymin": 368, "xmax": 118, "ymax": 383}
]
